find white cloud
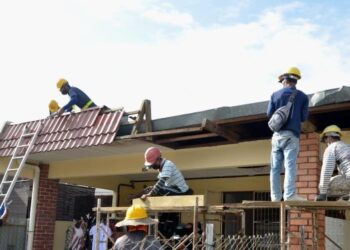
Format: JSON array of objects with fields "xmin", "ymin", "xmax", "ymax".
[{"xmin": 1, "ymin": 1, "xmax": 350, "ymax": 124}]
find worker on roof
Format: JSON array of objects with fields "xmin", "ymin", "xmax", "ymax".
[
  {"xmin": 113, "ymin": 205, "xmax": 160, "ymax": 250},
  {"xmin": 315, "ymin": 125, "xmax": 350, "ymax": 201},
  {"xmin": 267, "ymin": 67, "xmax": 309, "ymax": 202},
  {"xmin": 56, "ymin": 78, "xmax": 97, "ymax": 115},
  {"xmin": 140, "ymin": 147, "xmax": 193, "ymax": 200},
  {"xmin": 48, "ymin": 99, "xmax": 60, "ymax": 115}
]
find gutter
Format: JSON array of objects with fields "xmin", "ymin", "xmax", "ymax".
[{"xmin": 26, "ymin": 164, "xmax": 40, "ymax": 250}]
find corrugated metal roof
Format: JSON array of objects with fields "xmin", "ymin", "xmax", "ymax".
[{"xmin": 0, "ymin": 108, "xmax": 124, "ymax": 157}]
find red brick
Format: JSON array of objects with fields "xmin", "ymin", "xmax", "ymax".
[
  {"xmin": 299, "ymin": 175, "xmax": 318, "ymax": 181},
  {"xmin": 290, "ymin": 219, "xmax": 308, "ymax": 225},
  {"xmin": 298, "ymin": 163, "xmax": 318, "ymax": 169},
  {"xmin": 307, "ymin": 133, "xmax": 319, "ymax": 139},
  {"xmin": 300, "ymin": 139, "xmax": 319, "ymax": 146},
  {"xmin": 299, "ymin": 188, "xmax": 318, "ymax": 194},
  {"xmin": 299, "ymin": 151, "xmax": 319, "ymax": 157},
  {"xmin": 308, "ymin": 144, "xmax": 320, "ymax": 151},
  {"xmin": 297, "ymin": 157, "xmax": 308, "ymax": 164},
  {"xmin": 308, "ymin": 181, "xmax": 319, "ymax": 188}
]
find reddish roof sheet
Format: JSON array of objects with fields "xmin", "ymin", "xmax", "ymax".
[{"xmin": 0, "ymin": 107, "xmax": 124, "ymax": 157}]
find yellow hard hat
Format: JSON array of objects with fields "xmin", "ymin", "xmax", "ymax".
[
  {"xmin": 116, "ymin": 205, "xmax": 157, "ymax": 227},
  {"xmin": 48, "ymin": 100, "xmax": 59, "ymax": 113},
  {"xmin": 56, "ymin": 78, "xmax": 68, "ymax": 89},
  {"xmin": 278, "ymin": 67, "xmax": 301, "ymax": 82},
  {"xmin": 125, "ymin": 205, "xmax": 148, "ymax": 220},
  {"xmin": 320, "ymin": 125, "xmax": 342, "ymax": 142}
]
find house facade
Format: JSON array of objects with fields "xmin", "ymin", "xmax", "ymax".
[{"xmin": 1, "ymin": 86, "xmax": 350, "ymax": 249}]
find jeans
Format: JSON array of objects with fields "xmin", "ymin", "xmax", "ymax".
[{"xmin": 270, "ymin": 130, "xmax": 300, "ymax": 201}]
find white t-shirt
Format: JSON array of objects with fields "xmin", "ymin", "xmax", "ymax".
[{"xmin": 89, "ymin": 223, "xmax": 112, "ymax": 250}]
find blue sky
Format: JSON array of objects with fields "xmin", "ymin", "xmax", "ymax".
[{"xmin": 1, "ymin": 0, "xmax": 350, "ymax": 124}]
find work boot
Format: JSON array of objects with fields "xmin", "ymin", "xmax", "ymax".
[{"xmin": 315, "ymin": 194, "xmax": 327, "ymax": 201}]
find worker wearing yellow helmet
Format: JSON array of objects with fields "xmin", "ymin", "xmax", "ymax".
[
  {"xmin": 267, "ymin": 66, "xmax": 309, "ymax": 202},
  {"xmin": 315, "ymin": 125, "xmax": 350, "ymax": 201},
  {"xmin": 114, "ymin": 205, "xmax": 160, "ymax": 250},
  {"xmin": 56, "ymin": 79, "xmax": 97, "ymax": 115},
  {"xmin": 48, "ymin": 100, "xmax": 60, "ymax": 115}
]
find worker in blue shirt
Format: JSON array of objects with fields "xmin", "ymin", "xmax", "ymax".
[
  {"xmin": 56, "ymin": 79, "xmax": 97, "ymax": 115},
  {"xmin": 267, "ymin": 67, "xmax": 309, "ymax": 202}
]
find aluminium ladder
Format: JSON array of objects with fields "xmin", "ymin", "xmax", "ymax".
[{"xmin": 0, "ymin": 121, "xmax": 43, "ymax": 214}]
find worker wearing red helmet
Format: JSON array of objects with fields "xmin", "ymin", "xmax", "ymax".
[{"xmin": 141, "ymin": 147, "xmax": 193, "ymax": 200}]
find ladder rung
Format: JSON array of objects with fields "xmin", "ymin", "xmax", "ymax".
[
  {"xmin": 13, "ymin": 156, "xmax": 24, "ymax": 160},
  {"xmin": 7, "ymin": 168, "xmax": 19, "ymax": 172},
  {"xmin": 2, "ymin": 181, "xmax": 12, "ymax": 184},
  {"xmin": 18, "ymin": 144, "xmax": 30, "ymax": 148},
  {"xmin": 0, "ymin": 194, "xmax": 5, "ymax": 197},
  {"xmin": 22, "ymin": 132, "xmax": 36, "ymax": 137}
]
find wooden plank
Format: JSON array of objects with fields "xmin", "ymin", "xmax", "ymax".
[
  {"xmin": 242, "ymin": 200, "xmax": 350, "ymax": 210},
  {"xmin": 202, "ymin": 119, "xmax": 239, "ymax": 142},
  {"xmin": 155, "ymin": 132, "xmax": 218, "ymax": 144},
  {"xmin": 133, "ymin": 195, "xmax": 206, "ymax": 208},
  {"xmin": 117, "ymin": 127, "xmax": 204, "ymax": 139}
]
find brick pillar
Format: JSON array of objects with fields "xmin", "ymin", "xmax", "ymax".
[
  {"xmin": 288, "ymin": 132, "xmax": 325, "ymax": 249},
  {"xmin": 33, "ymin": 164, "xmax": 59, "ymax": 250}
]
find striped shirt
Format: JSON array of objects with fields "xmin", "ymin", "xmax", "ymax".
[
  {"xmin": 154, "ymin": 159, "xmax": 188, "ymax": 193},
  {"xmin": 319, "ymin": 141, "xmax": 350, "ymax": 194}
]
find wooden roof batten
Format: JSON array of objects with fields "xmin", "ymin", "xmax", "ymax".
[{"xmin": 117, "ymin": 118, "xmax": 240, "ymax": 144}]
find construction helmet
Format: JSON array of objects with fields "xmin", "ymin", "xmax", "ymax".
[
  {"xmin": 144, "ymin": 147, "xmax": 161, "ymax": 166},
  {"xmin": 278, "ymin": 67, "xmax": 301, "ymax": 82},
  {"xmin": 115, "ymin": 205, "xmax": 157, "ymax": 227},
  {"xmin": 125, "ymin": 205, "xmax": 148, "ymax": 220},
  {"xmin": 56, "ymin": 78, "xmax": 68, "ymax": 89},
  {"xmin": 320, "ymin": 125, "xmax": 342, "ymax": 142},
  {"xmin": 48, "ymin": 100, "xmax": 59, "ymax": 113}
]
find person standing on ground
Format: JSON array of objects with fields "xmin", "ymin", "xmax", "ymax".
[
  {"xmin": 140, "ymin": 147, "xmax": 193, "ymax": 200},
  {"xmin": 56, "ymin": 78, "xmax": 97, "ymax": 115},
  {"xmin": 315, "ymin": 125, "xmax": 350, "ymax": 201},
  {"xmin": 89, "ymin": 217, "xmax": 112, "ymax": 250},
  {"xmin": 267, "ymin": 67, "xmax": 309, "ymax": 201},
  {"xmin": 113, "ymin": 205, "xmax": 161, "ymax": 250}
]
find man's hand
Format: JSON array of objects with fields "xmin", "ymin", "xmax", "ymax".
[
  {"xmin": 141, "ymin": 193, "xmax": 150, "ymax": 200},
  {"xmin": 57, "ymin": 108, "xmax": 65, "ymax": 115}
]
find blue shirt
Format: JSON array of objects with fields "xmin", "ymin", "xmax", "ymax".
[
  {"xmin": 63, "ymin": 86, "xmax": 96, "ymax": 112},
  {"xmin": 267, "ymin": 86, "xmax": 309, "ymax": 137}
]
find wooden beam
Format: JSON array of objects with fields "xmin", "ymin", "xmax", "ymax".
[
  {"xmin": 117, "ymin": 126, "xmax": 204, "ymax": 139},
  {"xmin": 133, "ymin": 195, "xmax": 206, "ymax": 208},
  {"xmin": 155, "ymin": 132, "xmax": 218, "ymax": 144},
  {"xmin": 202, "ymin": 119, "xmax": 239, "ymax": 142}
]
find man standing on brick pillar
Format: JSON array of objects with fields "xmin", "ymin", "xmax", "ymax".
[
  {"xmin": 267, "ymin": 67, "xmax": 309, "ymax": 201},
  {"xmin": 316, "ymin": 125, "xmax": 350, "ymax": 201}
]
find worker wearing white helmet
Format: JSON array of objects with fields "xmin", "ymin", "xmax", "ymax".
[
  {"xmin": 316, "ymin": 125, "xmax": 350, "ymax": 201},
  {"xmin": 267, "ymin": 67, "xmax": 309, "ymax": 202}
]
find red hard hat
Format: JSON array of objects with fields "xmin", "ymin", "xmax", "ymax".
[{"xmin": 144, "ymin": 147, "xmax": 161, "ymax": 166}]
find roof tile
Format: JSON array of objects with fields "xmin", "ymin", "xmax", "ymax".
[{"xmin": 0, "ymin": 108, "xmax": 124, "ymax": 157}]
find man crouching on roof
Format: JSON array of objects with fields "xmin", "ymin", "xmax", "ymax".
[{"xmin": 141, "ymin": 147, "xmax": 193, "ymax": 200}]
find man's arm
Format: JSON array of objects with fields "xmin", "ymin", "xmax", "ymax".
[
  {"xmin": 266, "ymin": 94, "xmax": 275, "ymax": 118},
  {"xmin": 141, "ymin": 177, "xmax": 167, "ymax": 200},
  {"xmin": 62, "ymin": 90, "xmax": 78, "ymax": 112},
  {"xmin": 319, "ymin": 146, "xmax": 336, "ymax": 194},
  {"xmin": 301, "ymin": 94, "xmax": 309, "ymax": 122}
]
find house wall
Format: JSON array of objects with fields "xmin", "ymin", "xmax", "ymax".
[
  {"xmin": 53, "ymin": 221, "xmax": 71, "ymax": 250},
  {"xmin": 49, "ymin": 140, "xmax": 271, "ymax": 188}
]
